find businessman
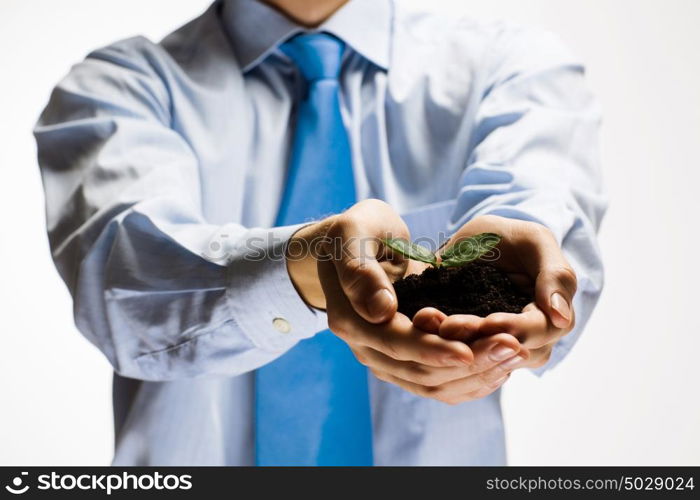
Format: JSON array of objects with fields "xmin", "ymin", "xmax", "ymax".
[{"xmin": 35, "ymin": 0, "xmax": 606, "ymax": 465}]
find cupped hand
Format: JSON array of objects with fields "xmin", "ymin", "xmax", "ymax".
[
  {"xmin": 287, "ymin": 198, "xmax": 409, "ymax": 320},
  {"xmin": 318, "ymin": 258, "xmax": 529, "ymax": 404},
  {"xmin": 287, "ymin": 200, "xmax": 489, "ymax": 403},
  {"xmin": 413, "ymin": 214, "xmax": 578, "ymax": 371}
]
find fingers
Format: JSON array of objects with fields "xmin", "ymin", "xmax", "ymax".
[
  {"xmin": 353, "ymin": 346, "xmax": 471, "ymax": 387},
  {"xmin": 436, "ymin": 304, "xmax": 566, "ymax": 350},
  {"xmin": 319, "ymin": 259, "xmax": 473, "ymax": 367},
  {"xmin": 518, "ymin": 343, "xmax": 555, "ymax": 370},
  {"xmin": 467, "ymin": 333, "xmax": 528, "ymax": 372},
  {"xmin": 412, "ymin": 307, "xmax": 446, "ymax": 334},
  {"xmin": 461, "ymin": 374, "xmax": 512, "ymax": 400},
  {"xmin": 353, "ymin": 332, "xmax": 526, "ymax": 388},
  {"xmin": 438, "ymin": 314, "xmax": 484, "ymax": 342},
  {"xmin": 482, "ymin": 304, "xmax": 570, "ymax": 348},
  {"xmin": 372, "ymin": 357, "xmax": 514, "ymax": 405},
  {"xmin": 372, "ymin": 334, "xmax": 529, "ymax": 405}
]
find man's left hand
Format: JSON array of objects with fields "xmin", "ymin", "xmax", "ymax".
[{"xmin": 409, "ymin": 215, "xmax": 577, "ymax": 401}]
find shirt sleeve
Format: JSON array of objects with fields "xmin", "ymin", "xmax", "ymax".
[
  {"xmin": 34, "ymin": 39, "xmax": 325, "ymax": 381},
  {"xmin": 449, "ymin": 25, "xmax": 608, "ymax": 374}
]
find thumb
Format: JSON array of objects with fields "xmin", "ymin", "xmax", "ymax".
[
  {"xmin": 332, "ymin": 238, "xmax": 398, "ymax": 324},
  {"xmin": 536, "ymin": 266, "xmax": 577, "ymax": 329}
]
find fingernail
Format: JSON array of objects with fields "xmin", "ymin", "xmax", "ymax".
[
  {"xmin": 366, "ymin": 288, "xmax": 395, "ymax": 320},
  {"xmin": 499, "ymin": 355, "xmax": 525, "ymax": 370},
  {"xmin": 489, "ymin": 344, "xmax": 516, "ymax": 362},
  {"xmin": 550, "ymin": 292, "xmax": 571, "ymax": 323}
]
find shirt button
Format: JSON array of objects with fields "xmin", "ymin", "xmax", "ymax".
[{"xmin": 272, "ymin": 317, "xmax": 291, "ymax": 334}]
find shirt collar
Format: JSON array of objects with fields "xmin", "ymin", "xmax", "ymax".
[{"xmin": 220, "ymin": 0, "xmax": 392, "ymax": 72}]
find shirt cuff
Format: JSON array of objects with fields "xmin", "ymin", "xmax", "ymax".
[{"xmin": 224, "ymin": 224, "xmax": 326, "ymax": 353}]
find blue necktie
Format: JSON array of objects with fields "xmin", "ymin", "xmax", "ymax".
[{"xmin": 255, "ymin": 33, "xmax": 373, "ymax": 466}]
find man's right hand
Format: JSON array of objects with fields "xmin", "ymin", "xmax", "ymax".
[
  {"xmin": 286, "ymin": 200, "xmax": 525, "ymax": 404},
  {"xmin": 286, "ymin": 198, "xmax": 409, "ymax": 320}
]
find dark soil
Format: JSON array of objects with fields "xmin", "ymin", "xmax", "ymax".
[{"xmin": 393, "ymin": 263, "xmax": 532, "ymax": 319}]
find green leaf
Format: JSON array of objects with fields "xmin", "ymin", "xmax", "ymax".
[
  {"xmin": 440, "ymin": 232, "xmax": 501, "ymax": 267},
  {"xmin": 382, "ymin": 238, "xmax": 437, "ymax": 266}
]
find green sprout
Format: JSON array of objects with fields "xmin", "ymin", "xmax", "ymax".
[{"xmin": 382, "ymin": 232, "xmax": 501, "ymax": 268}]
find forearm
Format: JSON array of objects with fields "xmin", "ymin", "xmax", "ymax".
[
  {"xmin": 50, "ymin": 199, "xmax": 325, "ymax": 380},
  {"xmin": 34, "ymin": 48, "xmax": 325, "ymax": 381}
]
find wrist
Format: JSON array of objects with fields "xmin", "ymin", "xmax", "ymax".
[{"xmin": 285, "ymin": 216, "xmax": 339, "ymax": 309}]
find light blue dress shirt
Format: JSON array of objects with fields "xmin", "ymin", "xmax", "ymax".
[{"xmin": 34, "ymin": 0, "xmax": 606, "ymax": 465}]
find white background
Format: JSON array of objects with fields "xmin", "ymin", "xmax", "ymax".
[{"xmin": 1, "ymin": 0, "xmax": 698, "ymax": 465}]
